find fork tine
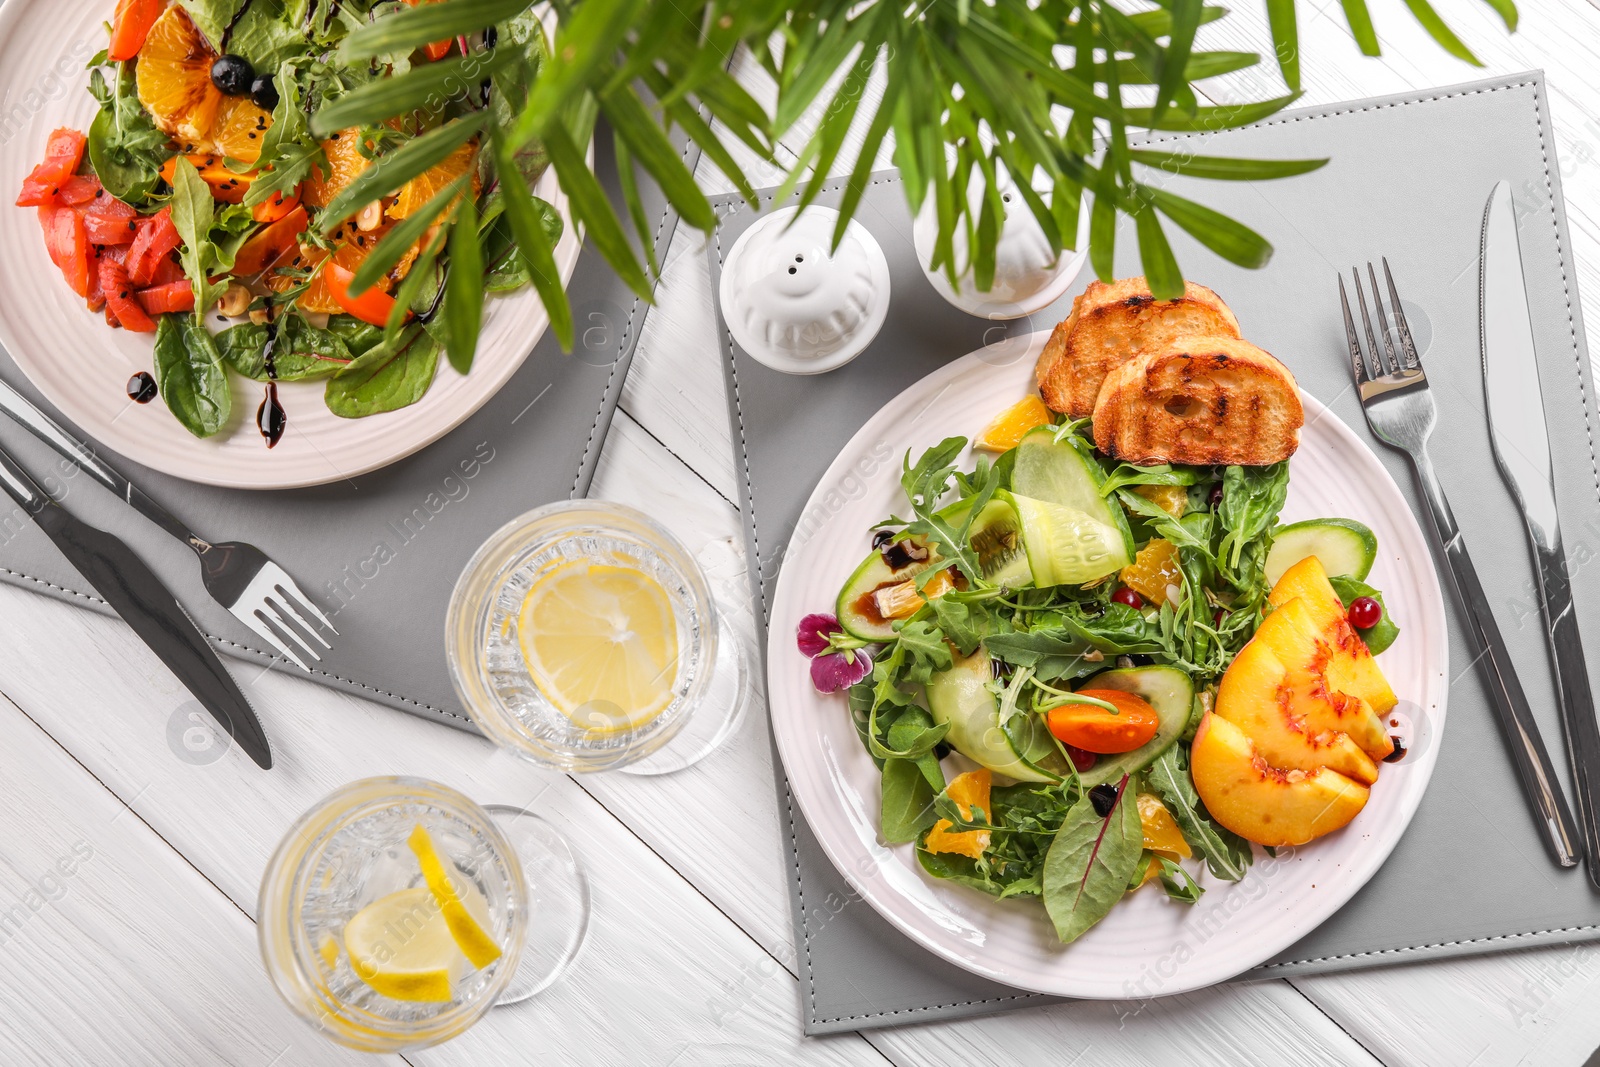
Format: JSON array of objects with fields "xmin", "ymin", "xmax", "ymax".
[
  {"xmin": 1366, "ymin": 262, "xmax": 1402, "ymax": 373},
  {"xmin": 266, "ymin": 597, "xmax": 327, "ymax": 654},
  {"xmin": 242, "ymin": 609, "xmax": 313, "ymax": 671},
  {"xmin": 1351, "ymin": 267, "xmax": 1391, "ymax": 375},
  {"xmin": 271, "ymin": 587, "xmax": 333, "ymax": 649},
  {"xmin": 269, "ymin": 570, "xmax": 338, "ymax": 635},
  {"xmin": 1338, "ymin": 275, "xmax": 1371, "ymax": 384},
  {"xmin": 1382, "ymin": 257, "xmax": 1422, "ymax": 368}
]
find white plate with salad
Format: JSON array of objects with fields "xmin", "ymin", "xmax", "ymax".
[
  {"xmin": 0, "ymin": 0, "xmax": 580, "ymax": 489},
  {"xmin": 768, "ymin": 326, "xmax": 1449, "ymax": 997}
]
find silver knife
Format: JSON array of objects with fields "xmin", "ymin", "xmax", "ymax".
[
  {"xmin": 0, "ymin": 445, "xmax": 272, "ymax": 769},
  {"xmin": 1481, "ymin": 178, "xmax": 1600, "ymax": 886}
]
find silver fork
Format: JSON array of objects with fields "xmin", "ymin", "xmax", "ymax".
[
  {"xmin": 1341, "ymin": 260, "xmax": 1578, "ymax": 868},
  {"xmin": 0, "ymin": 379, "xmax": 336, "ymax": 671}
]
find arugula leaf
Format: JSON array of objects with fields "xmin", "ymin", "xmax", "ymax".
[
  {"xmin": 1215, "ymin": 462, "xmax": 1290, "ymax": 592},
  {"xmin": 152, "ymin": 315, "xmax": 232, "ymax": 438},
  {"xmin": 244, "ymin": 61, "xmax": 325, "ymax": 209},
  {"xmin": 1146, "ymin": 746, "xmax": 1251, "ymax": 881},
  {"xmin": 984, "ymin": 628, "xmax": 1102, "ymax": 682},
  {"xmin": 931, "ymin": 595, "xmax": 989, "ymax": 655},
  {"xmin": 897, "ymin": 438, "xmax": 999, "ymax": 585},
  {"xmin": 323, "ymin": 324, "xmax": 441, "ymax": 417},
  {"xmin": 1329, "ymin": 575, "xmax": 1400, "ymax": 655},
  {"xmin": 1157, "ymin": 856, "xmax": 1205, "ymax": 903},
  {"xmin": 896, "ymin": 619, "xmax": 952, "ymax": 684},
  {"xmin": 1042, "ymin": 780, "xmax": 1142, "ymax": 943},
  {"xmin": 167, "ymin": 157, "xmax": 229, "ymax": 319}
]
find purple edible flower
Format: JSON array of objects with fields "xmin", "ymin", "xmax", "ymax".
[
  {"xmin": 797, "ymin": 612, "xmax": 873, "ymax": 693},
  {"xmin": 797, "ymin": 613, "xmax": 841, "ymax": 657}
]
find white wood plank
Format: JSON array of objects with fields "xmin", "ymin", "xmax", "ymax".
[
  {"xmin": 0, "ymin": 584, "xmax": 880, "ymax": 1065},
  {"xmin": 0, "ymin": 693, "xmax": 386, "ymax": 1067}
]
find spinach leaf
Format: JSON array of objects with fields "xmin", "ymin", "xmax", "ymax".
[
  {"xmin": 1215, "ymin": 462, "xmax": 1290, "ymax": 592},
  {"xmin": 323, "ymin": 324, "xmax": 440, "ymax": 417},
  {"xmin": 1146, "ymin": 746, "xmax": 1251, "ymax": 881},
  {"xmin": 216, "ymin": 316, "xmax": 353, "ymax": 381},
  {"xmin": 847, "ymin": 682, "xmax": 885, "ymax": 770},
  {"xmin": 915, "ymin": 847, "xmax": 1005, "ymax": 896},
  {"xmin": 1101, "ymin": 462, "xmax": 1201, "ymax": 496},
  {"xmin": 177, "ymin": 0, "xmax": 307, "ymax": 72},
  {"xmin": 1041, "ymin": 781, "xmax": 1142, "ymax": 943},
  {"xmin": 1329, "ymin": 575, "xmax": 1400, "ymax": 655},
  {"xmin": 86, "ymin": 63, "xmax": 170, "ymax": 202},
  {"xmin": 881, "ymin": 758, "xmax": 939, "ymax": 843},
  {"xmin": 326, "ymin": 317, "xmax": 387, "ymax": 356},
  {"xmin": 168, "ymin": 158, "xmax": 229, "ymax": 318},
  {"xmin": 153, "ymin": 316, "xmax": 232, "ymax": 438},
  {"xmin": 480, "ymin": 196, "xmax": 564, "ymax": 292}
]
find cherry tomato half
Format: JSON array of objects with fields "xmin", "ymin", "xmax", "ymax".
[{"xmin": 1046, "ymin": 689, "xmax": 1162, "ymax": 755}]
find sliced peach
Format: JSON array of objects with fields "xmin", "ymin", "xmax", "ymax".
[
  {"xmin": 1268, "ymin": 557, "xmax": 1397, "ymax": 715},
  {"xmin": 1190, "ymin": 713, "xmax": 1370, "ymax": 847},
  {"xmin": 1256, "ymin": 596, "xmax": 1394, "ymax": 761},
  {"xmin": 1216, "ymin": 630, "xmax": 1380, "ymax": 785}
]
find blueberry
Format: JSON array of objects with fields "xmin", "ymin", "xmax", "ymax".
[
  {"xmin": 1089, "ymin": 783, "xmax": 1119, "ymax": 818},
  {"xmin": 250, "ymin": 73, "xmax": 279, "ymax": 111},
  {"xmin": 211, "ymin": 54, "xmax": 254, "ymax": 96}
]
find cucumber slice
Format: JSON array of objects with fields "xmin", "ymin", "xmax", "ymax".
[
  {"xmin": 925, "ymin": 649, "xmax": 1055, "ymax": 783},
  {"xmin": 1265, "ymin": 518, "xmax": 1377, "ymax": 586},
  {"xmin": 1008, "ymin": 491, "xmax": 1131, "ymax": 587},
  {"xmin": 835, "ymin": 538, "xmax": 941, "ymax": 641},
  {"xmin": 966, "ymin": 497, "xmax": 1034, "ymax": 589},
  {"xmin": 1012, "ymin": 426, "xmax": 1136, "ymax": 560},
  {"xmin": 1076, "ymin": 665, "xmax": 1194, "ymax": 787}
]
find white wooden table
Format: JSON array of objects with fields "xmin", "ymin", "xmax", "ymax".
[{"xmin": 3, "ymin": 4, "xmax": 1599, "ymax": 1064}]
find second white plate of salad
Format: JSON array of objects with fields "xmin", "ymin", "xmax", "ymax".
[{"xmin": 767, "ymin": 328, "xmax": 1449, "ymax": 998}]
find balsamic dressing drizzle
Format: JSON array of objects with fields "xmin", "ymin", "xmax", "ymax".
[
  {"xmin": 256, "ymin": 305, "xmax": 287, "ymax": 448},
  {"xmin": 218, "ymin": 0, "xmax": 260, "ymax": 52},
  {"xmin": 127, "ymin": 371, "xmax": 157, "ymax": 404}
]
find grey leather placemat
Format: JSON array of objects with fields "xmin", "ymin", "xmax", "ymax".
[
  {"xmin": 0, "ymin": 123, "xmax": 694, "ymax": 737},
  {"xmin": 710, "ymin": 72, "xmax": 1600, "ymax": 1033}
]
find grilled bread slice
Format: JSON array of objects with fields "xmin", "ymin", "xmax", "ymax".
[
  {"xmin": 1035, "ymin": 277, "xmax": 1241, "ymax": 417},
  {"xmin": 1092, "ymin": 335, "xmax": 1303, "ymax": 466}
]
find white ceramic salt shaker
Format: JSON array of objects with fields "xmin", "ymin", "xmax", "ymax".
[
  {"xmin": 718, "ymin": 205, "xmax": 890, "ymax": 375},
  {"xmin": 913, "ymin": 165, "xmax": 1091, "ymax": 320}
]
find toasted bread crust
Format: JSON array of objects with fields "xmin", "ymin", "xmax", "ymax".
[
  {"xmin": 1036, "ymin": 277, "xmax": 1241, "ymax": 418},
  {"xmin": 1091, "ymin": 335, "xmax": 1303, "ymax": 466}
]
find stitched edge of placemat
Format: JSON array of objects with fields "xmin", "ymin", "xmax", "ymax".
[
  {"xmin": 715, "ymin": 72, "xmax": 1600, "ymax": 1026},
  {"xmin": 0, "ymin": 168, "xmax": 684, "ymax": 731}
]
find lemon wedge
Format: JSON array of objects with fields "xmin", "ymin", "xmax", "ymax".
[
  {"xmin": 517, "ymin": 560, "xmax": 679, "ymax": 732},
  {"xmin": 408, "ymin": 825, "xmax": 503, "ymax": 970},
  {"xmin": 344, "ymin": 887, "xmax": 464, "ymax": 1003}
]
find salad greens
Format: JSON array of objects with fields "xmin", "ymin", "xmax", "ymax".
[{"xmin": 816, "ymin": 416, "xmax": 1401, "ymax": 944}]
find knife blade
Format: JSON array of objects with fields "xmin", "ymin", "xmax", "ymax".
[
  {"xmin": 0, "ymin": 446, "xmax": 272, "ymax": 769},
  {"xmin": 1480, "ymin": 178, "xmax": 1600, "ymax": 886}
]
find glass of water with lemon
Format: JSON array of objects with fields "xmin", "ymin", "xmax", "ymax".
[
  {"xmin": 259, "ymin": 777, "xmax": 588, "ymax": 1053},
  {"xmin": 447, "ymin": 500, "xmax": 748, "ymax": 774}
]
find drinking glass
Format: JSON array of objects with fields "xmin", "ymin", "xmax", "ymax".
[
  {"xmin": 446, "ymin": 500, "xmax": 748, "ymax": 774},
  {"xmin": 259, "ymin": 777, "xmax": 588, "ymax": 1053}
]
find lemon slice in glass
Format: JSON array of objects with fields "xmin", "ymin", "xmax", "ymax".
[
  {"xmin": 408, "ymin": 825, "xmax": 504, "ymax": 970},
  {"xmin": 517, "ymin": 560, "xmax": 680, "ymax": 733},
  {"xmin": 343, "ymin": 884, "xmax": 488, "ymax": 1003}
]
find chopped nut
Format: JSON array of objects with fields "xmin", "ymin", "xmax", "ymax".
[
  {"xmin": 248, "ymin": 308, "xmax": 271, "ymax": 325},
  {"xmin": 356, "ymin": 201, "xmax": 384, "ymax": 231},
  {"xmin": 1082, "ymin": 649, "xmax": 1105, "ymax": 663},
  {"xmin": 217, "ymin": 283, "xmax": 252, "ymax": 317}
]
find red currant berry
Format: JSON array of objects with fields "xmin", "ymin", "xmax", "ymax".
[
  {"xmin": 1347, "ymin": 596, "xmax": 1382, "ymax": 629},
  {"xmin": 1063, "ymin": 744, "xmax": 1097, "ymax": 772},
  {"xmin": 1111, "ymin": 587, "xmax": 1143, "ymax": 610}
]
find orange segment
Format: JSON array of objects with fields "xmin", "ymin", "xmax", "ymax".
[
  {"xmin": 1120, "ymin": 538, "xmax": 1182, "ymax": 606},
  {"xmin": 976, "ymin": 395, "xmax": 1053, "ymax": 452},
  {"xmin": 1132, "ymin": 483, "xmax": 1188, "ymax": 517},
  {"xmin": 1137, "ymin": 793, "xmax": 1191, "ymax": 859},
  {"xmin": 924, "ymin": 769, "xmax": 992, "ymax": 859},
  {"xmin": 302, "ymin": 128, "xmax": 372, "ymax": 209},
  {"xmin": 389, "ymin": 141, "xmax": 480, "ymax": 220},
  {"xmin": 135, "ymin": 6, "xmax": 221, "ymax": 148},
  {"xmin": 267, "ymin": 222, "xmax": 417, "ymax": 313},
  {"xmin": 211, "ymin": 95, "xmax": 274, "ymax": 165}
]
